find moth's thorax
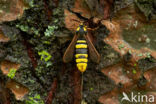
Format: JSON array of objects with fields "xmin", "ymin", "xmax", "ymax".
[{"xmin": 76, "ymin": 25, "xmax": 87, "ymax": 36}]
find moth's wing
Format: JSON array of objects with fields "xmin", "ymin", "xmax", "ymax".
[
  {"xmin": 84, "ymin": 34, "xmax": 100, "ymax": 63},
  {"xmin": 63, "ymin": 34, "xmax": 79, "ymax": 63}
]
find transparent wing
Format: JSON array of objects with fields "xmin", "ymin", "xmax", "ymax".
[
  {"xmin": 84, "ymin": 34, "xmax": 100, "ymax": 63},
  {"xmin": 63, "ymin": 34, "xmax": 79, "ymax": 63}
]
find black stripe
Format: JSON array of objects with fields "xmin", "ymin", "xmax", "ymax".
[
  {"xmin": 76, "ymin": 42, "xmax": 87, "ymax": 44},
  {"xmin": 77, "ymin": 39, "xmax": 86, "ymax": 41},
  {"xmin": 76, "ymin": 56, "xmax": 87, "ymax": 58},
  {"xmin": 76, "ymin": 48, "xmax": 88, "ymax": 54},
  {"xmin": 77, "ymin": 62, "xmax": 87, "ymax": 64},
  {"xmin": 76, "ymin": 43, "xmax": 87, "ymax": 45},
  {"xmin": 75, "ymin": 43, "xmax": 87, "ymax": 46}
]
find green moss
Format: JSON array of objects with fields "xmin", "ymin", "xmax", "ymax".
[
  {"xmin": 44, "ymin": 25, "xmax": 58, "ymax": 37},
  {"xmin": 16, "ymin": 24, "xmax": 39, "ymax": 35},
  {"xmin": 135, "ymin": 0, "xmax": 155, "ymax": 20},
  {"xmin": 16, "ymin": 24, "xmax": 29, "ymax": 32},
  {"xmin": 38, "ymin": 50, "xmax": 52, "ymax": 62},
  {"xmin": 118, "ymin": 44, "xmax": 125, "ymax": 50},
  {"xmin": 137, "ymin": 53, "xmax": 143, "ymax": 57},
  {"xmin": 0, "ymin": 0, "xmax": 11, "ymax": 13},
  {"xmin": 145, "ymin": 52, "xmax": 151, "ymax": 58},
  {"xmin": 134, "ymin": 63, "xmax": 137, "ymax": 67},
  {"xmin": 43, "ymin": 41, "xmax": 51, "ymax": 45},
  {"xmin": 53, "ymin": 8, "xmax": 62, "ymax": 16},
  {"xmin": 81, "ymin": 100, "xmax": 88, "ymax": 104},
  {"xmin": 23, "ymin": 0, "xmax": 35, "ymax": 8},
  {"xmin": 31, "ymin": 27, "xmax": 39, "ymax": 35},
  {"xmin": 7, "ymin": 68, "xmax": 17, "ymax": 79},
  {"xmin": 123, "ymin": 25, "xmax": 156, "ymax": 50},
  {"xmin": 90, "ymin": 87, "xmax": 94, "ymax": 91},
  {"xmin": 127, "ymin": 50, "xmax": 131, "ymax": 55},
  {"xmin": 28, "ymin": 0, "xmax": 35, "ymax": 8},
  {"xmin": 2, "ymin": 0, "xmax": 64, "ymax": 103},
  {"xmin": 132, "ymin": 69, "xmax": 137, "ymax": 74},
  {"xmin": 26, "ymin": 94, "xmax": 44, "ymax": 104}
]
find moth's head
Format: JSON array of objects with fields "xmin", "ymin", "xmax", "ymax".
[{"xmin": 80, "ymin": 22, "xmax": 84, "ymax": 26}]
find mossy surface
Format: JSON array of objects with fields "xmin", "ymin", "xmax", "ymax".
[
  {"xmin": 0, "ymin": 0, "xmax": 11, "ymax": 13},
  {"xmin": 0, "ymin": 0, "xmax": 155, "ymax": 104},
  {"xmin": 122, "ymin": 25, "xmax": 156, "ymax": 50}
]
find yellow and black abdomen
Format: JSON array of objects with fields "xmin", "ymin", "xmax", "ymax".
[{"xmin": 75, "ymin": 40, "xmax": 88, "ymax": 72}]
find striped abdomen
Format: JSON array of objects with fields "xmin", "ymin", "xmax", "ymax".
[{"xmin": 75, "ymin": 40, "xmax": 88, "ymax": 72}]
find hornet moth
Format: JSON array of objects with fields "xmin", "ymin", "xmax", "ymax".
[{"xmin": 63, "ymin": 21, "xmax": 100, "ymax": 73}]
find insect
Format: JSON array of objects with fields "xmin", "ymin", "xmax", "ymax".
[{"xmin": 63, "ymin": 22, "xmax": 100, "ymax": 73}]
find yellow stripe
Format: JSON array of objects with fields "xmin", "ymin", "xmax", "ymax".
[
  {"xmin": 84, "ymin": 27, "xmax": 87, "ymax": 31},
  {"xmin": 75, "ymin": 54, "xmax": 88, "ymax": 58},
  {"xmin": 76, "ymin": 59, "xmax": 88, "ymax": 63},
  {"xmin": 77, "ymin": 40, "xmax": 86, "ymax": 43},
  {"xmin": 76, "ymin": 27, "xmax": 80, "ymax": 31},
  {"xmin": 75, "ymin": 44, "xmax": 87, "ymax": 48},
  {"xmin": 77, "ymin": 63, "xmax": 87, "ymax": 73}
]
